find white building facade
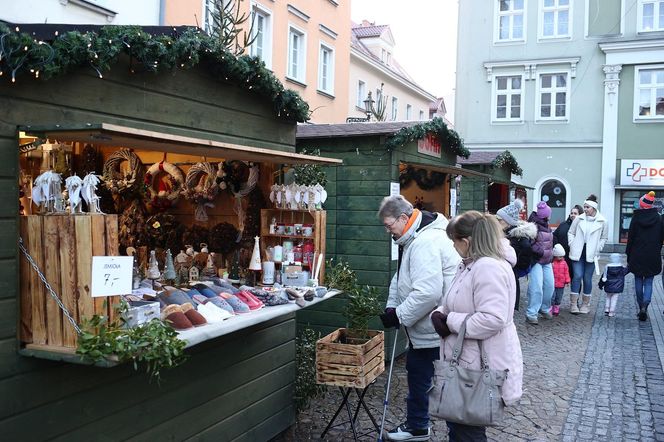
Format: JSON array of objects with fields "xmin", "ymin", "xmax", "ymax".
[{"xmin": 455, "ymin": 0, "xmax": 664, "ymax": 245}]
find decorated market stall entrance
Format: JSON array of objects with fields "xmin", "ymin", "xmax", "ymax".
[
  {"xmin": 1, "ymin": 22, "xmax": 343, "ymax": 441},
  {"xmin": 296, "ymin": 118, "xmax": 485, "ymax": 356}
]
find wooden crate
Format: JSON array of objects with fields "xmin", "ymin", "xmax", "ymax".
[
  {"xmin": 316, "ymin": 328, "xmax": 385, "ymax": 388},
  {"xmin": 19, "ymin": 214, "xmax": 120, "ymax": 350}
]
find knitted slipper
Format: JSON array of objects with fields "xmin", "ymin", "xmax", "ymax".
[
  {"xmin": 181, "ymin": 303, "xmax": 207, "ymax": 327},
  {"xmin": 236, "ymin": 291, "xmax": 265, "ymax": 310},
  {"xmin": 218, "ymin": 292, "xmax": 250, "ymax": 314},
  {"xmin": 198, "ymin": 303, "xmax": 233, "ymax": 323},
  {"xmin": 191, "ymin": 293, "xmax": 235, "ymax": 316},
  {"xmin": 161, "ymin": 305, "xmax": 193, "ymax": 330},
  {"xmin": 159, "ymin": 288, "xmax": 196, "ymax": 306}
]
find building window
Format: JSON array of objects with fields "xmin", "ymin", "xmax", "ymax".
[
  {"xmin": 635, "ymin": 66, "xmax": 664, "ymax": 119},
  {"xmin": 539, "ymin": 179, "xmax": 567, "ymax": 226},
  {"xmin": 406, "ymin": 104, "xmax": 413, "ymax": 120},
  {"xmin": 493, "ymin": 75, "xmax": 523, "ymax": 121},
  {"xmin": 250, "ymin": 4, "xmax": 272, "ymax": 68},
  {"xmin": 287, "ymin": 26, "xmax": 306, "ymax": 83},
  {"xmin": 318, "ymin": 43, "xmax": 334, "ymax": 95},
  {"xmin": 357, "ymin": 80, "xmax": 366, "ymax": 107},
  {"xmin": 638, "ymin": 0, "xmax": 664, "ymax": 32},
  {"xmin": 540, "ymin": 0, "xmax": 571, "ymax": 39},
  {"xmin": 496, "ymin": 0, "xmax": 525, "ymax": 42},
  {"xmin": 419, "ymin": 110, "xmax": 425, "ymax": 120},
  {"xmin": 391, "ymin": 97, "xmax": 398, "ymax": 120},
  {"xmin": 537, "ymin": 73, "xmax": 569, "ymax": 120}
]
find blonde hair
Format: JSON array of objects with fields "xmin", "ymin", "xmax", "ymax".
[{"xmin": 446, "ymin": 211, "xmax": 504, "ymax": 261}]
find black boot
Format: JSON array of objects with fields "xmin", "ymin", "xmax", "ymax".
[{"xmin": 638, "ymin": 306, "xmax": 648, "ymax": 321}]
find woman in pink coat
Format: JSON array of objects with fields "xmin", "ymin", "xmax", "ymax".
[{"xmin": 431, "ymin": 211, "xmax": 524, "ymax": 441}]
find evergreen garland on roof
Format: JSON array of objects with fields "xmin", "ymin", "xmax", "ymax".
[
  {"xmin": 384, "ymin": 117, "xmax": 469, "ymax": 158},
  {"xmin": 0, "ymin": 24, "xmax": 309, "ymax": 122},
  {"xmin": 491, "ymin": 150, "xmax": 523, "ymax": 177}
]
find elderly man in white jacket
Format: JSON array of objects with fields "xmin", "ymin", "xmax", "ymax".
[{"xmin": 378, "ymin": 195, "xmax": 460, "ymax": 442}]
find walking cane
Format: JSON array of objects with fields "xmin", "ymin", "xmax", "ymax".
[{"xmin": 377, "ymin": 326, "xmax": 399, "ymax": 442}]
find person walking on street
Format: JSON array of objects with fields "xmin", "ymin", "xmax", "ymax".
[
  {"xmin": 525, "ymin": 202, "xmax": 555, "ymax": 324},
  {"xmin": 496, "ymin": 198, "xmax": 537, "ymax": 310},
  {"xmin": 568, "ymin": 194, "xmax": 609, "ymax": 314},
  {"xmin": 430, "ymin": 211, "xmax": 523, "ymax": 442},
  {"xmin": 598, "ymin": 253, "xmax": 630, "ymax": 318},
  {"xmin": 377, "ymin": 195, "xmax": 461, "ymax": 441},
  {"xmin": 553, "ymin": 205, "xmax": 583, "ymax": 280},
  {"xmin": 626, "ymin": 191, "xmax": 664, "ymax": 321},
  {"xmin": 552, "ymin": 244, "xmax": 571, "ymax": 316}
]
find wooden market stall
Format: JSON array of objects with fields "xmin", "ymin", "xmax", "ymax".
[
  {"xmin": 295, "ymin": 119, "xmax": 486, "ymax": 356},
  {"xmin": 1, "ymin": 23, "xmax": 342, "ymax": 441}
]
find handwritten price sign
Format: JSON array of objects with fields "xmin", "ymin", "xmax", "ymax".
[{"xmin": 91, "ymin": 256, "xmax": 134, "ymax": 297}]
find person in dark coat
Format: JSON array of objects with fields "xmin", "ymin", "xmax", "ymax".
[
  {"xmin": 626, "ymin": 191, "xmax": 664, "ymax": 321},
  {"xmin": 525, "ymin": 202, "xmax": 555, "ymax": 324},
  {"xmin": 598, "ymin": 253, "xmax": 630, "ymax": 317},
  {"xmin": 496, "ymin": 198, "xmax": 537, "ymax": 311},
  {"xmin": 553, "ymin": 205, "xmax": 583, "ymax": 280}
]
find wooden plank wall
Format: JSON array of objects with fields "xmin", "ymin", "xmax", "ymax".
[{"xmin": 0, "ymin": 65, "xmax": 297, "ymax": 440}]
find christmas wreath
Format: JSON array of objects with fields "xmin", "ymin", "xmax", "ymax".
[
  {"xmin": 145, "ymin": 213, "xmax": 184, "ymax": 252},
  {"xmin": 399, "ymin": 166, "xmax": 447, "ymax": 191},
  {"xmin": 209, "ymin": 222, "xmax": 240, "ymax": 257},
  {"xmin": 118, "ymin": 199, "xmax": 151, "ymax": 252},
  {"xmin": 144, "ymin": 160, "xmax": 185, "ymax": 210},
  {"xmin": 216, "ymin": 161, "xmax": 259, "ymax": 196},
  {"xmin": 183, "ymin": 162, "xmax": 219, "ymax": 221},
  {"xmin": 102, "ymin": 148, "xmax": 143, "ymax": 195}
]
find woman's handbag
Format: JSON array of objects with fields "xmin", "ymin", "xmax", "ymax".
[{"xmin": 429, "ymin": 316, "xmax": 508, "ymax": 426}]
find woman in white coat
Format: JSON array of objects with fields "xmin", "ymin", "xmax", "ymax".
[{"xmin": 567, "ymin": 194, "xmax": 609, "ymax": 314}]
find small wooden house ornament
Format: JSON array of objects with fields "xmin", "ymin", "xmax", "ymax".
[{"xmin": 188, "ymin": 266, "xmax": 200, "ymax": 282}]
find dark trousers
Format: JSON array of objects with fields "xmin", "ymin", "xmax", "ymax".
[
  {"xmin": 406, "ymin": 346, "xmax": 439, "ymax": 429},
  {"xmin": 447, "ymin": 422, "xmax": 487, "ymax": 442}
]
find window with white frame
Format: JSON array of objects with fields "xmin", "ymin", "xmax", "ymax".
[
  {"xmin": 639, "ymin": 0, "xmax": 664, "ymax": 32},
  {"xmin": 406, "ymin": 104, "xmax": 413, "ymax": 120},
  {"xmin": 540, "ymin": 0, "xmax": 571, "ymax": 38},
  {"xmin": 391, "ymin": 97, "xmax": 398, "ymax": 120},
  {"xmin": 496, "ymin": 0, "xmax": 525, "ymax": 42},
  {"xmin": 419, "ymin": 110, "xmax": 425, "ymax": 120},
  {"xmin": 250, "ymin": 4, "xmax": 272, "ymax": 68},
  {"xmin": 287, "ymin": 26, "xmax": 306, "ymax": 82},
  {"xmin": 493, "ymin": 75, "xmax": 523, "ymax": 121},
  {"xmin": 537, "ymin": 73, "xmax": 569, "ymax": 120},
  {"xmin": 318, "ymin": 43, "xmax": 334, "ymax": 95},
  {"xmin": 635, "ymin": 66, "xmax": 664, "ymax": 119},
  {"xmin": 357, "ymin": 80, "xmax": 366, "ymax": 107}
]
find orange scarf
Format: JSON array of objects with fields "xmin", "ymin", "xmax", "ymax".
[{"xmin": 402, "ymin": 209, "xmax": 421, "ymax": 235}]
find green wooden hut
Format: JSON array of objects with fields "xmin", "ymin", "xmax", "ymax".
[
  {"xmin": 295, "ymin": 120, "xmax": 486, "ymax": 355},
  {"xmin": 0, "ymin": 23, "xmax": 340, "ymax": 440}
]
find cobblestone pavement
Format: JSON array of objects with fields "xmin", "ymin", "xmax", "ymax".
[{"xmin": 274, "ymin": 255, "xmax": 664, "ymax": 441}]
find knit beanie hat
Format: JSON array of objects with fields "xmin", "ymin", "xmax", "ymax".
[
  {"xmin": 553, "ymin": 243, "xmax": 565, "ymax": 257},
  {"xmin": 639, "ymin": 191, "xmax": 656, "ymax": 209},
  {"xmin": 496, "ymin": 198, "xmax": 524, "ymax": 226},
  {"xmin": 536, "ymin": 201, "xmax": 552, "ymax": 219}
]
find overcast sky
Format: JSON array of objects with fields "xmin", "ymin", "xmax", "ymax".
[{"xmin": 351, "ymin": 0, "xmax": 459, "ymax": 119}]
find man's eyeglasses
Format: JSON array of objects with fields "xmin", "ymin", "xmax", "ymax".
[{"xmin": 384, "ymin": 216, "xmax": 402, "ymax": 231}]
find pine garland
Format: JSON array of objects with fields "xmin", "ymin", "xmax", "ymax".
[
  {"xmin": 491, "ymin": 151, "xmax": 523, "ymax": 177},
  {"xmin": 384, "ymin": 117, "xmax": 469, "ymax": 158},
  {"xmin": 399, "ymin": 166, "xmax": 446, "ymax": 190},
  {"xmin": 0, "ymin": 24, "xmax": 309, "ymax": 122}
]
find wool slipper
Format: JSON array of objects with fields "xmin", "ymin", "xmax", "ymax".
[
  {"xmin": 218, "ymin": 292, "xmax": 250, "ymax": 314},
  {"xmin": 191, "ymin": 293, "xmax": 235, "ymax": 315},
  {"xmin": 192, "ymin": 284, "xmax": 221, "ymax": 299},
  {"xmin": 180, "ymin": 303, "xmax": 208, "ymax": 327},
  {"xmin": 161, "ymin": 305, "xmax": 193, "ymax": 330},
  {"xmin": 159, "ymin": 288, "xmax": 196, "ymax": 306},
  {"xmin": 236, "ymin": 291, "xmax": 264, "ymax": 310},
  {"xmin": 198, "ymin": 303, "xmax": 232, "ymax": 323}
]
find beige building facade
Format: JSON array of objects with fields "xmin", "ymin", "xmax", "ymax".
[{"xmin": 163, "ymin": 0, "xmax": 350, "ymax": 123}]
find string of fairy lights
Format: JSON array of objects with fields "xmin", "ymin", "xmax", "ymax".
[
  {"xmin": 384, "ymin": 117, "xmax": 470, "ymax": 158},
  {"xmin": 0, "ymin": 23, "xmax": 310, "ymax": 122}
]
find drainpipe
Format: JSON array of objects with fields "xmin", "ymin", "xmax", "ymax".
[{"xmin": 159, "ymin": 0, "xmax": 166, "ymax": 25}]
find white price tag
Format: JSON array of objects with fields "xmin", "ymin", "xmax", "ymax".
[{"xmin": 91, "ymin": 256, "xmax": 134, "ymax": 297}]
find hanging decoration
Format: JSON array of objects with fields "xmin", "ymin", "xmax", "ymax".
[
  {"xmin": 81, "ymin": 173, "xmax": 103, "ymax": 213},
  {"xmin": 145, "ymin": 213, "xmax": 184, "ymax": 252},
  {"xmin": 217, "ymin": 161, "xmax": 259, "ymax": 236},
  {"xmin": 102, "ymin": 148, "xmax": 143, "ymax": 195},
  {"xmin": 64, "ymin": 175, "xmax": 84, "ymax": 213},
  {"xmin": 399, "ymin": 166, "xmax": 447, "ymax": 191},
  {"xmin": 491, "ymin": 150, "xmax": 523, "ymax": 177},
  {"xmin": 32, "ymin": 170, "xmax": 65, "ymax": 213},
  {"xmin": 0, "ymin": 24, "xmax": 310, "ymax": 122},
  {"xmin": 119, "ymin": 199, "xmax": 151, "ymax": 252},
  {"xmin": 209, "ymin": 222, "xmax": 240, "ymax": 257},
  {"xmin": 143, "ymin": 160, "xmax": 185, "ymax": 211},
  {"xmin": 182, "ymin": 162, "xmax": 219, "ymax": 222},
  {"xmin": 384, "ymin": 117, "xmax": 470, "ymax": 158}
]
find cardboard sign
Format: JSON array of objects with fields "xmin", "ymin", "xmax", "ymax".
[{"xmin": 91, "ymin": 256, "xmax": 134, "ymax": 297}]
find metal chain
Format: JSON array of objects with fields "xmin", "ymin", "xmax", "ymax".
[{"xmin": 18, "ymin": 237, "xmax": 81, "ymax": 335}]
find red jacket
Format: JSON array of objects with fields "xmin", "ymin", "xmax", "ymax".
[{"xmin": 553, "ymin": 258, "xmax": 571, "ymax": 288}]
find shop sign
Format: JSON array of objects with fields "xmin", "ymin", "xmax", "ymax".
[
  {"xmin": 417, "ymin": 134, "xmax": 441, "ymax": 158},
  {"xmin": 91, "ymin": 256, "xmax": 134, "ymax": 297},
  {"xmin": 621, "ymin": 159, "xmax": 664, "ymax": 187}
]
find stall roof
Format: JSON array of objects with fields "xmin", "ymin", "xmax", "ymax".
[
  {"xmin": 456, "ymin": 151, "xmax": 501, "ymax": 165},
  {"xmin": 22, "ymin": 123, "xmax": 342, "ymax": 165},
  {"xmin": 297, "ymin": 121, "xmax": 423, "ymax": 138}
]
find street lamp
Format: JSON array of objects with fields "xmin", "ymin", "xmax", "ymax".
[{"xmin": 346, "ymin": 92, "xmax": 375, "ymax": 123}]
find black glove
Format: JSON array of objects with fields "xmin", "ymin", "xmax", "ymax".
[
  {"xmin": 431, "ymin": 311, "xmax": 451, "ymax": 338},
  {"xmin": 598, "ymin": 278, "xmax": 605, "ymax": 290},
  {"xmin": 380, "ymin": 308, "xmax": 400, "ymax": 329}
]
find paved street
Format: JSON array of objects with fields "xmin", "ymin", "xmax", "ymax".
[{"xmin": 275, "ymin": 254, "xmax": 664, "ymax": 441}]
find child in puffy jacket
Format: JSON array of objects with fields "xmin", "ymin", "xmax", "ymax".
[
  {"xmin": 551, "ymin": 244, "xmax": 570, "ymax": 316},
  {"xmin": 598, "ymin": 253, "xmax": 630, "ymax": 317}
]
